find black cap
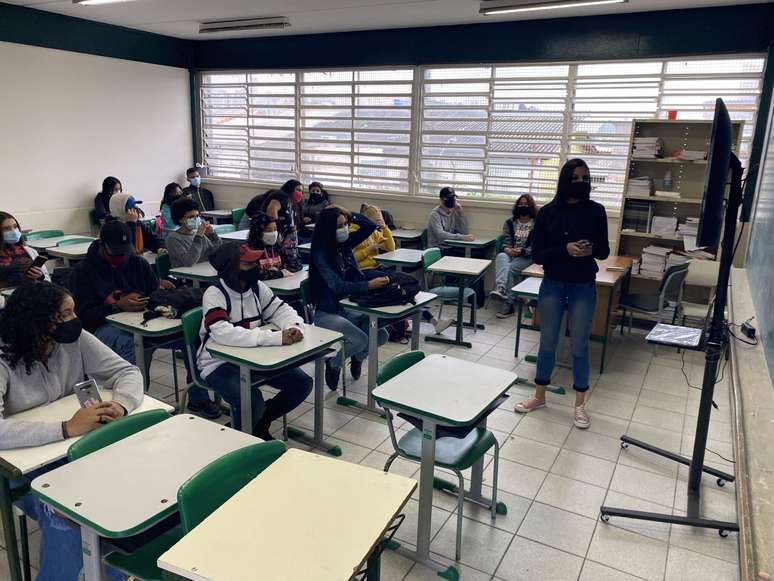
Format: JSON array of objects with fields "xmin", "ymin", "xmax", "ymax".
[
  {"xmin": 99, "ymin": 221, "xmax": 134, "ymax": 256},
  {"xmin": 440, "ymin": 187, "xmax": 456, "ymax": 198}
]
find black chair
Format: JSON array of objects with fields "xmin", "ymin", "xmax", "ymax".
[{"xmin": 619, "ymin": 263, "xmax": 689, "ymax": 334}]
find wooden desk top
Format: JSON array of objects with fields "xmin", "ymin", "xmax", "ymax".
[
  {"xmin": 157, "ymin": 448, "xmax": 416, "ymax": 581},
  {"xmin": 521, "ymin": 256, "xmax": 633, "ymax": 287},
  {"xmin": 427, "ymin": 256, "xmax": 491, "ymax": 277}
]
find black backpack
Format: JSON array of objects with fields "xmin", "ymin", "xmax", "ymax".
[
  {"xmin": 147, "ymin": 287, "xmax": 204, "ymax": 315},
  {"xmin": 350, "ymin": 272, "xmax": 420, "ymax": 308}
]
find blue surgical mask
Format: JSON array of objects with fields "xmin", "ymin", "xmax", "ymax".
[
  {"xmin": 190, "ymin": 177, "xmax": 202, "ymax": 187},
  {"xmin": 186, "ymin": 217, "xmax": 202, "ymax": 231},
  {"xmin": 3, "ymin": 228, "xmax": 21, "ymax": 245},
  {"xmin": 335, "ymin": 227, "xmax": 349, "ymax": 243}
]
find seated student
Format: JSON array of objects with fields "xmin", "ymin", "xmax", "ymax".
[
  {"xmin": 246, "ymin": 212, "xmax": 302, "ymax": 280},
  {"xmin": 238, "ymin": 193, "xmax": 265, "ymax": 230},
  {"xmin": 108, "ymin": 192, "xmax": 165, "ymax": 255},
  {"xmin": 182, "ymin": 167, "xmax": 215, "ymax": 211},
  {"xmin": 261, "ymin": 188, "xmax": 302, "ymax": 265},
  {"xmin": 94, "ymin": 176, "xmax": 122, "ymax": 223},
  {"xmin": 160, "ymin": 182, "xmax": 185, "ymax": 234},
  {"xmin": 69, "ymin": 221, "xmax": 220, "ymax": 419},
  {"xmin": 427, "ymin": 186, "xmax": 474, "ymax": 254},
  {"xmin": 1, "ymin": 281, "xmax": 142, "ymax": 581},
  {"xmin": 303, "ymin": 181, "xmax": 330, "ymax": 225},
  {"xmin": 0, "ymin": 211, "xmax": 50, "ymax": 289},
  {"xmin": 492, "ymin": 194, "xmax": 537, "ymax": 319},
  {"xmin": 310, "ymin": 206, "xmax": 390, "ymax": 388},
  {"xmin": 352, "ymin": 204, "xmax": 396, "ymax": 270},
  {"xmin": 166, "ymin": 198, "xmax": 222, "ymax": 268},
  {"xmin": 197, "ymin": 242, "xmax": 312, "ymax": 438}
]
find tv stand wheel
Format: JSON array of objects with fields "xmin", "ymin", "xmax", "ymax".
[
  {"xmin": 620, "ymin": 442, "xmax": 629, "ymax": 450},
  {"xmin": 719, "ymin": 529, "xmax": 729, "ymax": 538},
  {"xmin": 716, "ymin": 478, "xmax": 726, "ymax": 487}
]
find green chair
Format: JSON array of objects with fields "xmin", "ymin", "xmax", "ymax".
[
  {"xmin": 232, "ymin": 208, "xmax": 245, "ymax": 227},
  {"xmin": 56, "ymin": 237, "xmax": 94, "ymax": 247},
  {"xmin": 26, "ymin": 230, "xmax": 64, "ymax": 241},
  {"xmin": 494, "ymin": 233, "xmax": 506, "ymax": 255},
  {"xmin": 155, "ymin": 252, "xmax": 171, "ymax": 280},
  {"xmin": 377, "ymin": 351, "xmax": 503, "ymax": 562},
  {"xmin": 213, "ymin": 224, "xmax": 236, "ymax": 235},
  {"xmin": 420, "ymin": 228, "xmax": 428, "ymax": 249},
  {"xmin": 104, "ymin": 440, "xmax": 286, "ymax": 580},
  {"xmin": 422, "ymin": 247, "xmax": 477, "ymax": 332},
  {"xmin": 67, "ymin": 409, "xmax": 171, "ymax": 462}
]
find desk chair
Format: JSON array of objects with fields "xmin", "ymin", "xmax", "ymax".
[
  {"xmin": 56, "ymin": 237, "xmax": 93, "ymax": 247},
  {"xmin": 420, "ymin": 228, "xmax": 428, "ymax": 249},
  {"xmin": 232, "ymin": 208, "xmax": 245, "ymax": 227},
  {"xmin": 422, "ymin": 247, "xmax": 477, "ymax": 333},
  {"xmin": 681, "ymin": 260, "xmax": 719, "ymax": 326},
  {"xmin": 213, "ymin": 224, "xmax": 236, "ymax": 235},
  {"xmin": 154, "ymin": 252, "xmax": 171, "ymax": 280},
  {"xmin": 378, "ymin": 351, "xmax": 503, "ymax": 561},
  {"xmin": 89, "ymin": 209, "xmax": 100, "ymax": 235},
  {"xmin": 26, "ymin": 230, "xmax": 64, "ymax": 241},
  {"xmin": 619, "ymin": 263, "xmax": 689, "ymax": 334}
]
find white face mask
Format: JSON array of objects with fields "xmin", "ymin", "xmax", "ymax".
[
  {"xmin": 262, "ymin": 231, "xmax": 279, "ymax": 246},
  {"xmin": 185, "ymin": 217, "xmax": 201, "ymax": 231}
]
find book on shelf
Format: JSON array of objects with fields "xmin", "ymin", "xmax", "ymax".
[
  {"xmin": 651, "ymin": 216, "xmax": 678, "ymax": 236},
  {"xmin": 622, "ymin": 200, "xmax": 653, "ymax": 233},
  {"xmin": 672, "ymin": 149, "xmax": 707, "ymax": 161},
  {"xmin": 627, "ymin": 176, "xmax": 655, "ymax": 196},
  {"xmin": 654, "ymin": 190, "xmax": 682, "ymax": 199},
  {"xmin": 640, "ymin": 245, "xmax": 671, "ymax": 275},
  {"xmin": 632, "ymin": 137, "xmax": 665, "ymax": 158}
]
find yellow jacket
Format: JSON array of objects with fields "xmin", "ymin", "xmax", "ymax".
[{"xmin": 352, "ymin": 226, "xmax": 396, "ymax": 270}]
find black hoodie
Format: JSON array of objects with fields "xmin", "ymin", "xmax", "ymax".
[
  {"xmin": 70, "ymin": 241, "xmax": 159, "ymax": 332},
  {"xmin": 208, "ymin": 242, "xmax": 243, "ymax": 293}
]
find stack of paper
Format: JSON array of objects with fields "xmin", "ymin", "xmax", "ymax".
[
  {"xmin": 622, "ymin": 200, "xmax": 652, "ymax": 233},
  {"xmin": 633, "ymin": 137, "xmax": 665, "ymax": 158},
  {"xmin": 666, "ymin": 253, "xmax": 689, "ymax": 269},
  {"xmin": 654, "ymin": 190, "xmax": 682, "ymax": 199},
  {"xmin": 627, "ymin": 176, "xmax": 655, "ymax": 196},
  {"xmin": 675, "ymin": 149, "xmax": 706, "ymax": 161},
  {"xmin": 641, "ymin": 245, "xmax": 670, "ymax": 275},
  {"xmin": 678, "ymin": 217, "xmax": 699, "ymax": 237},
  {"xmin": 651, "ymin": 216, "xmax": 678, "ymax": 236}
]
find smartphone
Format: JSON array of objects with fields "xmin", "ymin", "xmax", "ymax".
[
  {"xmin": 31, "ymin": 256, "xmax": 47, "ymax": 269},
  {"xmin": 577, "ymin": 239, "xmax": 593, "ymax": 249},
  {"xmin": 74, "ymin": 379, "xmax": 102, "ymax": 408}
]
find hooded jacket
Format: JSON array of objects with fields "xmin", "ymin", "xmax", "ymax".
[
  {"xmin": 196, "ymin": 243, "xmax": 304, "ymax": 379},
  {"xmin": 352, "ymin": 205, "xmax": 396, "ymax": 270},
  {"xmin": 109, "ymin": 193, "xmax": 164, "ymax": 254},
  {"xmin": 69, "ymin": 241, "xmax": 159, "ymax": 332}
]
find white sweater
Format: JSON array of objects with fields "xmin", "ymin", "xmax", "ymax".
[{"xmin": 197, "ymin": 278, "xmax": 305, "ymax": 379}]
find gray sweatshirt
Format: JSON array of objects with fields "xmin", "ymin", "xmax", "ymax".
[
  {"xmin": 427, "ymin": 206, "xmax": 469, "ymax": 249},
  {"xmin": 0, "ymin": 331, "xmax": 143, "ymax": 449},
  {"xmin": 166, "ymin": 230, "xmax": 222, "ymax": 268}
]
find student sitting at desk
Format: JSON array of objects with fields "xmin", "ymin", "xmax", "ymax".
[
  {"xmin": 182, "ymin": 167, "xmax": 215, "ymax": 211},
  {"xmin": 513, "ymin": 159, "xmax": 609, "ymax": 429},
  {"xmin": 492, "ymin": 194, "xmax": 537, "ymax": 319},
  {"xmin": 427, "ymin": 186, "xmax": 474, "ymax": 254},
  {"xmin": 159, "ymin": 182, "xmax": 185, "ymax": 234},
  {"xmin": 309, "ymin": 207, "xmax": 390, "ymax": 389},
  {"xmin": 0, "ymin": 211, "xmax": 50, "ymax": 289},
  {"xmin": 166, "ymin": 197, "xmax": 222, "ymax": 268},
  {"xmin": 352, "ymin": 204, "xmax": 395, "ymax": 270},
  {"xmin": 94, "ymin": 175, "xmax": 122, "ymax": 223},
  {"xmin": 303, "ymin": 181, "xmax": 330, "ymax": 225},
  {"xmin": 108, "ymin": 193, "xmax": 165, "ymax": 255},
  {"xmin": 246, "ymin": 212, "xmax": 302, "ymax": 280},
  {"xmin": 1, "ymin": 281, "xmax": 142, "ymax": 581},
  {"xmin": 197, "ymin": 242, "xmax": 312, "ymax": 439}
]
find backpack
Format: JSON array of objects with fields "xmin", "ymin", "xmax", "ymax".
[
  {"xmin": 350, "ymin": 272, "xmax": 420, "ymax": 308},
  {"xmin": 147, "ymin": 287, "xmax": 204, "ymax": 316},
  {"xmin": 386, "ymin": 320, "xmax": 409, "ymax": 343}
]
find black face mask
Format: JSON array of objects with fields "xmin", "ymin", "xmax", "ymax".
[
  {"xmin": 239, "ymin": 267, "xmax": 261, "ymax": 288},
  {"xmin": 443, "ymin": 197, "xmax": 456, "ymax": 209},
  {"xmin": 309, "ymin": 193, "xmax": 324, "ymax": 204},
  {"xmin": 515, "ymin": 206, "xmax": 531, "ymax": 217},
  {"xmin": 53, "ymin": 318, "xmax": 83, "ymax": 344},
  {"xmin": 567, "ymin": 181, "xmax": 591, "ymax": 201}
]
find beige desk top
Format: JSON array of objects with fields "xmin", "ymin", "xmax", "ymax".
[{"xmin": 522, "ymin": 256, "xmax": 633, "ymax": 288}]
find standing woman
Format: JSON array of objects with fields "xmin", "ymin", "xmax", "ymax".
[
  {"xmin": 0, "ymin": 211, "xmax": 50, "ymax": 289},
  {"xmin": 513, "ymin": 159, "xmax": 609, "ymax": 429},
  {"xmin": 492, "ymin": 194, "xmax": 537, "ymax": 319},
  {"xmin": 94, "ymin": 176, "xmax": 122, "ymax": 223},
  {"xmin": 309, "ymin": 206, "xmax": 390, "ymax": 389}
]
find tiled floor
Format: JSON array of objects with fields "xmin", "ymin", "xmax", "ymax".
[{"xmin": 1, "ymin": 303, "xmax": 740, "ymax": 581}]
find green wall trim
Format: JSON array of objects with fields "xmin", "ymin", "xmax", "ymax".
[{"xmin": 0, "ymin": 1, "xmax": 192, "ymax": 69}]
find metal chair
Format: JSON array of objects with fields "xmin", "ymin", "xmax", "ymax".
[
  {"xmin": 619, "ymin": 263, "xmax": 689, "ymax": 334},
  {"xmin": 422, "ymin": 247, "xmax": 477, "ymax": 332},
  {"xmin": 681, "ymin": 260, "xmax": 720, "ymax": 327}
]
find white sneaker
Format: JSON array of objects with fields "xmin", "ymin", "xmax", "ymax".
[
  {"xmin": 489, "ymin": 287, "xmax": 506, "ymax": 300},
  {"xmin": 433, "ymin": 318, "xmax": 453, "ymax": 334},
  {"xmin": 574, "ymin": 404, "xmax": 591, "ymax": 429}
]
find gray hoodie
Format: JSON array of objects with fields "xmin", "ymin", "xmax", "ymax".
[
  {"xmin": 0, "ymin": 331, "xmax": 143, "ymax": 449},
  {"xmin": 427, "ymin": 205, "xmax": 469, "ymax": 249}
]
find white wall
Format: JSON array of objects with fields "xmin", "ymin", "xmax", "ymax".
[{"xmin": 0, "ymin": 41, "xmax": 192, "ymax": 234}]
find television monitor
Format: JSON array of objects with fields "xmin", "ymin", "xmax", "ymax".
[{"xmin": 697, "ymin": 98, "xmax": 733, "ymax": 248}]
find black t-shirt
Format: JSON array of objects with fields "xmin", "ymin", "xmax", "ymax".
[{"xmin": 531, "ymin": 199, "xmax": 610, "ymax": 284}]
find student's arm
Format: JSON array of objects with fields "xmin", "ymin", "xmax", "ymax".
[
  {"xmin": 531, "ymin": 209, "xmax": 568, "ymax": 265},
  {"xmin": 592, "ymin": 205, "xmax": 610, "ymax": 260},
  {"xmin": 71, "ymin": 269, "xmax": 115, "ymax": 331},
  {"xmin": 257, "ymin": 282, "xmax": 304, "ymax": 332},
  {"xmin": 501, "ymin": 220, "xmax": 515, "ymax": 251},
  {"xmin": 429, "ymin": 210, "xmax": 465, "ymax": 242},
  {"xmin": 347, "ymin": 213, "xmax": 377, "ymax": 248},
  {"xmin": 522, "ymin": 226, "xmax": 535, "ymax": 258},
  {"xmin": 312, "ymin": 252, "xmax": 369, "ymax": 297},
  {"xmin": 167, "ymin": 233, "xmax": 206, "ymax": 268},
  {"xmin": 451, "ymin": 210, "xmax": 470, "ymax": 235},
  {"xmin": 0, "ymin": 367, "xmax": 69, "ymax": 449},
  {"xmin": 140, "ymin": 257, "xmax": 160, "ymax": 294},
  {"xmin": 202, "ymin": 286, "xmax": 283, "ymax": 346},
  {"xmin": 161, "ymin": 205, "xmax": 175, "ymax": 230},
  {"xmin": 80, "ymin": 332, "xmax": 143, "ymax": 414},
  {"xmin": 381, "ymin": 227, "xmax": 396, "ymax": 252},
  {"xmin": 352, "ymin": 235, "xmax": 374, "ymax": 266}
]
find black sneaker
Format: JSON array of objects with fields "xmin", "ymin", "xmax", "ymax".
[
  {"xmin": 253, "ymin": 422, "xmax": 276, "ymax": 441},
  {"xmin": 325, "ymin": 359, "xmax": 341, "ymax": 391},
  {"xmin": 496, "ymin": 303, "xmax": 515, "ymax": 319},
  {"xmin": 187, "ymin": 399, "xmax": 222, "ymax": 420},
  {"xmin": 350, "ymin": 357, "xmax": 363, "ymax": 380}
]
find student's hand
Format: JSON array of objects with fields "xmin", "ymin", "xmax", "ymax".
[
  {"xmin": 567, "ymin": 242, "xmax": 592, "ymax": 258},
  {"xmin": 462, "ymin": 234, "xmax": 475, "ymax": 242},
  {"xmin": 159, "ymin": 279, "xmax": 175, "ymax": 290},
  {"xmin": 303, "ymin": 217, "xmax": 312, "ymax": 224},
  {"xmin": 25, "ymin": 266, "xmax": 44, "ymax": 280},
  {"xmin": 117, "ymin": 292, "xmax": 148, "ymax": 312},
  {"xmin": 196, "ymin": 221, "xmax": 209, "ymax": 237},
  {"xmin": 281, "ymin": 269, "xmax": 292, "ymax": 278},
  {"xmin": 368, "ymin": 276, "xmax": 390, "ymax": 290},
  {"xmin": 101, "ymin": 401, "xmax": 127, "ymax": 420},
  {"xmin": 126, "ymin": 208, "xmax": 140, "ymax": 223},
  {"xmin": 281, "ymin": 327, "xmax": 304, "ymax": 345},
  {"xmin": 368, "ymin": 244, "xmax": 380, "ymax": 255},
  {"xmin": 454, "ymin": 200, "xmax": 463, "ymax": 212},
  {"xmin": 65, "ymin": 403, "xmax": 117, "ymax": 437}
]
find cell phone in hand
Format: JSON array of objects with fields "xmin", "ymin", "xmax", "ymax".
[
  {"xmin": 74, "ymin": 379, "xmax": 102, "ymax": 408},
  {"xmin": 577, "ymin": 240, "xmax": 593, "ymax": 249},
  {"xmin": 30, "ymin": 256, "xmax": 47, "ymax": 269}
]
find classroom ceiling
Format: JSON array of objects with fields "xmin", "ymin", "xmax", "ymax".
[{"xmin": 8, "ymin": 0, "xmax": 770, "ymax": 40}]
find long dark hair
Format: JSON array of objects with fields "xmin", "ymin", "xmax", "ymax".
[
  {"xmin": 0, "ymin": 211, "xmax": 25, "ymax": 252},
  {"xmin": 0, "ymin": 281, "xmax": 70, "ymax": 374},
  {"xmin": 308, "ymin": 206, "xmax": 347, "ymax": 305},
  {"xmin": 512, "ymin": 194, "xmax": 538, "ymax": 220},
  {"xmin": 160, "ymin": 182, "xmax": 183, "ymax": 210},
  {"xmin": 281, "ymin": 180, "xmax": 302, "ymax": 196},
  {"xmin": 555, "ymin": 158, "xmax": 590, "ymax": 203},
  {"xmin": 247, "ymin": 212, "xmax": 276, "ymax": 249},
  {"xmin": 101, "ymin": 176, "xmax": 122, "ymax": 197}
]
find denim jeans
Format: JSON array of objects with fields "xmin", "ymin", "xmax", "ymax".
[
  {"xmin": 205, "ymin": 364, "xmax": 312, "ymax": 432},
  {"xmin": 313, "ymin": 309, "xmax": 388, "ymax": 369},
  {"xmin": 93, "ymin": 324, "xmax": 209, "ymax": 405},
  {"xmin": 535, "ymin": 277, "xmax": 597, "ymax": 392},
  {"xmin": 14, "ymin": 463, "xmax": 125, "ymax": 581},
  {"xmin": 495, "ymin": 253, "xmax": 532, "ymax": 304}
]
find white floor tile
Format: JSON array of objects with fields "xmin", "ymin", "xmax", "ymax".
[
  {"xmin": 536, "ymin": 473, "xmax": 608, "ymax": 519},
  {"xmin": 610, "ymin": 464, "xmax": 677, "ymax": 508},
  {"xmin": 512, "ymin": 415, "xmax": 572, "ymax": 447},
  {"xmin": 579, "ymin": 560, "xmax": 646, "ymax": 581},
  {"xmin": 484, "ymin": 458, "xmax": 547, "ymax": 499},
  {"xmin": 587, "ymin": 524, "xmax": 668, "ymax": 581},
  {"xmin": 665, "ymin": 546, "xmax": 739, "ymax": 581},
  {"xmin": 517, "ymin": 502, "xmax": 597, "ymax": 557},
  {"xmin": 496, "ymin": 535, "xmax": 584, "ymax": 581},
  {"xmin": 499, "ymin": 435, "xmax": 561, "ymax": 471},
  {"xmin": 550, "ymin": 449, "xmax": 617, "ymax": 489},
  {"xmin": 431, "ymin": 515, "xmax": 513, "ymax": 574}
]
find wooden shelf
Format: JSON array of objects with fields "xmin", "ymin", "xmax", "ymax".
[
  {"xmin": 620, "ymin": 230, "xmax": 682, "ymax": 242},
  {"xmin": 631, "ymin": 157, "xmax": 707, "ymax": 164},
  {"xmin": 624, "ymin": 194, "xmax": 702, "ymax": 204}
]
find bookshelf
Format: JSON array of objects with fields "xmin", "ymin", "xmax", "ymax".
[{"xmin": 616, "ymin": 118, "xmax": 743, "ymax": 289}]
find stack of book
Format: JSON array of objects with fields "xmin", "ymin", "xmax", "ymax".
[
  {"xmin": 674, "ymin": 149, "xmax": 706, "ymax": 161},
  {"xmin": 627, "ymin": 176, "xmax": 655, "ymax": 196},
  {"xmin": 651, "ymin": 216, "xmax": 678, "ymax": 237},
  {"xmin": 641, "ymin": 245, "xmax": 670, "ymax": 276},
  {"xmin": 654, "ymin": 190, "xmax": 682, "ymax": 199},
  {"xmin": 666, "ymin": 252, "xmax": 690, "ymax": 270},
  {"xmin": 622, "ymin": 200, "xmax": 653, "ymax": 232},
  {"xmin": 633, "ymin": 137, "xmax": 665, "ymax": 158},
  {"xmin": 677, "ymin": 217, "xmax": 700, "ymax": 237}
]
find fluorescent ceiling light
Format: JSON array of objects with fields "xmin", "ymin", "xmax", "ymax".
[
  {"xmin": 480, "ymin": 0, "xmax": 627, "ymax": 15},
  {"xmin": 73, "ymin": 0, "xmax": 137, "ymax": 5},
  {"xmin": 199, "ymin": 16, "xmax": 291, "ymax": 34}
]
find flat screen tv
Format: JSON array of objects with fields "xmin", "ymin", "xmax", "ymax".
[{"xmin": 697, "ymin": 98, "xmax": 733, "ymax": 248}]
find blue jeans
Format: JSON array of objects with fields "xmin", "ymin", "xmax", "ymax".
[
  {"xmin": 495, "ymin": 253, "xmax": 532, "ymax": 304},
  {"xmin": 205, "ymin": 364, "xmax": 312, "ymax": 432},
  {"xmin": 93, "ymin": 324, "xmax": 209, "ymax": 405},
  {"xmin": 14, "ymin": 464, "xmax": 125, "ymax": 581},
  {"xmin": 313, "ymin": 309, "xmax": 388, "ymax": 369},
  {"xmin": 535, "ymin": 277, "xmax": 597, "ymax": 392}
]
